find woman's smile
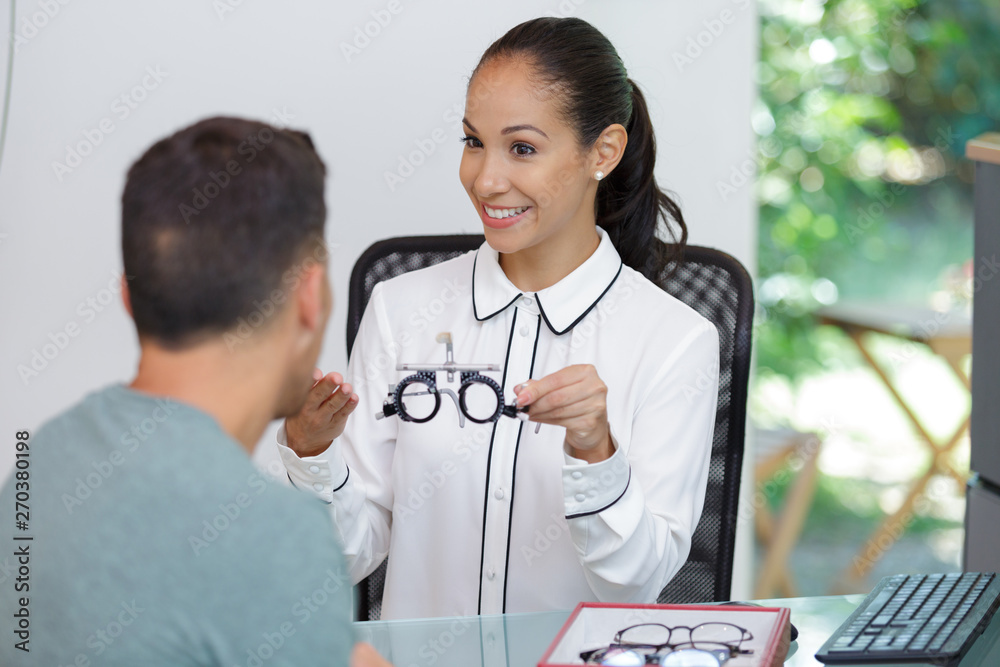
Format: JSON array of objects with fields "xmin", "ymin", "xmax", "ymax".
[{"xmin": 479, "ymin": 203, "xmax": 532, "ymax": 229}]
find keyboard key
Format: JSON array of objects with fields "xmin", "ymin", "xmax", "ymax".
[{"xmin": 864, "ymin": 588, "xmax": 897, "ymax": 617}]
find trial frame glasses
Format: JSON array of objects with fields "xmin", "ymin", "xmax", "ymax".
[{"xmin": 375, "ymin": 332, "xmax": 531, "ymax": 428}]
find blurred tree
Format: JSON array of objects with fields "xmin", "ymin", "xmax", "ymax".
[{"xmin": 755, "ymin": 0, "xmax": 1000, "ymax": 384}]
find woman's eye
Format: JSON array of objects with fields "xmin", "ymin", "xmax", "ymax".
[
  {"xmin": 460, "ymin": 135, "xmax": 483, "ymax": 149},
  {"xmin": 512, "ymin": 143, "xmax": 535, "ymax": 156}
]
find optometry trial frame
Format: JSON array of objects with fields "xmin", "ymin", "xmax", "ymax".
[{"xmin": 375, "ymin": 332, "xmax": 533, "ymax": 428}]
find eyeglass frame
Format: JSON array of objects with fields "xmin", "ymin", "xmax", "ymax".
[
  {"xmin": 579, "ymin": 621, "xmax": 754, "ymax": 665},
  {"xmin": 375, "ymin": 332, "xmax": 531, "ymax": 429}
]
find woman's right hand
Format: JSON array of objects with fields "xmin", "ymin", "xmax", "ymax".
[{"xmin": 285, "ymin": 369, "xmax": 359, "ymax": 458}]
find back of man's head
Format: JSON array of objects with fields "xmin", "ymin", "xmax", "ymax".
[{"xmin": 121, "ymin": 116, "xmax": 327, "ymax": 348}]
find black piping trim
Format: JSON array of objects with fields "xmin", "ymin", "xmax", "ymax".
[
  {"xmin": 536, "ymin": 262, "xmax": 623, "ymax": 336},
  {"xmin": 477, "ymin": 308, "xmax": 518, "ymax": 614},
  {"xmin": 501, "ymin": 314, "xmax": 542, "ymax": 612},
  {"xmin": 332, "ymin": 466, "xmax": 350, "ymax": 493},
  {"xmin": 565, "ymin": 467, "xmax": 632, "ymax": 520},
  {"xmin": 472, "ymin": 251, "xmax": 523, "ymax": 322}
]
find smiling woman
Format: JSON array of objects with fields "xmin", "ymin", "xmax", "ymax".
[
  {"xmin": 459, "ymin": 58, "xmax": 606, "ymax": 281},
  {"xmin": 276, "ymin": 16, "xmax": 721, "ymax": 620},
  {"xmin": 458, "ymin": 20, "xmax": 687, "ymax": 292},
  {"xmin": 467, "ymin": 18, "xmax": 687, "ymax": 278}
]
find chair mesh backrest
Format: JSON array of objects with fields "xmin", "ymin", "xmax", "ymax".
[
  {"xmin": 346, "ymin": 236, "xmax": 754, "ymax": 620},
  {"xmin": 654, "ymin": 246, "xmax": 753, "ymax": 603}
]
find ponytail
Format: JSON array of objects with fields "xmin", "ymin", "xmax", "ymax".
[
  {"xmin": 596, "ymin": 81, "xmax": 687, "ymax": 279},
  {"xmin": 473, "ymin": 17, "xmax": 688, "ymax": 280}
]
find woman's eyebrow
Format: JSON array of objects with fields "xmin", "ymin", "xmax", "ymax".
[
  {"xmin": 502, "ymin": 124, "xmax": 549, "ymax": 139},
  {"xmin": 461, "ymin": 118, "xmax": 549, "ymax": 140}
]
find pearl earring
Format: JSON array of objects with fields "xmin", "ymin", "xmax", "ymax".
[{"xmin": 594, "ymin": 171, "xmax": 605, "ymax": 181}]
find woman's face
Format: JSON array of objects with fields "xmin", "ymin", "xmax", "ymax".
[{"xmin": 459, "ymin": 59, "xmax": 597, "ymax": 256}]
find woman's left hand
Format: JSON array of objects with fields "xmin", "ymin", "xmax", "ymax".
[{"xmin": 513, "ymin": 364, "xmax": 614, "ymax": 464}]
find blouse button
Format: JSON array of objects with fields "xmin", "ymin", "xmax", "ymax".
[
  {"xmin": 574, "ymin": 493, "xmax": 586, "ymax": 502},
  {"xmin": 495, "ymin": 487, "xmax": 505, "ymax": 500},
  {"xmin": 312, "ymin": 482, "xmax": 325, "ymax": 492},
  {"xmin": 520, "ymin": 325, "xmax": 530, "ymax": 337},
  {"xmin": 487, "ymin": 568, "xmax": 496, "ymax": 580},
  {"xmin": 571, "ymin": 471, "xmax": 583, "ymax": 480},
  {"xmin": 309, "ymin": 465, "xmax": 321, "ymax": 474},
  {"xmin": 520, "ymin": 296, "xmax": 534, "ymax": 307}
]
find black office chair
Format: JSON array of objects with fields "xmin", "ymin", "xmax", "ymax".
[{"xmin": 346, "ymin": 234, "xmax": 754, "ymax": 620}]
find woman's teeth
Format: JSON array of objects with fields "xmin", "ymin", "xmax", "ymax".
[{"xmin": 485, "ymin": 205, "xmax": 529, "ymax": 219}]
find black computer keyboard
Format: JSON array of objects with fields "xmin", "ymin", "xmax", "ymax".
[{"xmin": 816, "ymin": 572, "xmax": 1000, "ymax": 665}]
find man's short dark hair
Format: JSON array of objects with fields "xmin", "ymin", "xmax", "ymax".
[{"xmin": 121, "ymin": 116, "xmax": 327, "ymax": 346}]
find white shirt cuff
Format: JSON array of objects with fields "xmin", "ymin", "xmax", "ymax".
[
  {"xmin": 275, "ymin": 423, "xmax": 350, "ymax": 503},
  {"xmin": 562, "ymin": 430, "xmax": 631, "ymax": 519}
]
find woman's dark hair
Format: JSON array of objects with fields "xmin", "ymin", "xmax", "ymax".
[
  {"xmin": 472, "ymin": 17, "xmax": 687, "ymax": 279},
  {"xmin": 122, "ymin": 116, "xmax": 327, "ymax": 347}
]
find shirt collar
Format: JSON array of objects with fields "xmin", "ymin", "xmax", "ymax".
[{"xmin": 472, "ymin": 227, "xmax": 624, "ymax": 336}]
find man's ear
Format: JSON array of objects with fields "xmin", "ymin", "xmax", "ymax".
[
  {"xmin": 295, "ymin": 262, "xmax": 327, "ymax": 332},
  {"xmin": 120, "ymin": 274, "xmax": 133, "ymax": 319},
  {"xmin": 591, "ymin": 123, "xmax": 628, "ymax": 178}
]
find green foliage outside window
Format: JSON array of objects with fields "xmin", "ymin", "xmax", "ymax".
[{"xmin": 755, "ymin": 0, "xmax": 1000, "ymax": 383}]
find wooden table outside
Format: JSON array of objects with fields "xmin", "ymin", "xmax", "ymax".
[
  {"xmin": 754, "ymin": 428, "xmax": 823, "ymax": 599},
  {"xmin": 816, "ymin": 301, "xmax": 971, "ymax": 592}
]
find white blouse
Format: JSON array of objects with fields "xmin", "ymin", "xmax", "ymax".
[{"xmin": 277, "ymin": 228, "xmax": 719, "ymax": 619}]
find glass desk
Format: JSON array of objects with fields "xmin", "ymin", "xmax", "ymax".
[{"xmin": 356, "ymin": 594, "xmax": 1000, "ymax": 666}]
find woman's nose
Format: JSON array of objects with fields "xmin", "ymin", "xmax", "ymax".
[{"xmin": 472, "ymin": 152, "xmax": 510, "ymax": 199}]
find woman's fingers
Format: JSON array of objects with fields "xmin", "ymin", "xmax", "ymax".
[
  {"xmin": 514, "ymin": 365, "xmax": 610, "ymax": 452},
  {"xmin": 527, "ymin": 398, "xmax": 599, "ymax": 424},
  {"xmin": 319, "ymin": 380, "xmax": 356, "ymax": 412},
  {"xmin": 303, "ymin": 372, "xmax": 344, "ymax": 412},
  {"xmin": 328, "ymin": 387, "xmax": 360, "ymax": 422},
  {"xmin": 517, "ymin": 365, "xmax": 605, "ymax": 416},
  {"xmin": 515, "ymin": 365, "xmax": 592, "ymax": 407},
  {"xmin": 514, "ymin": 365, "xmax": 612, "ymax": 458}
]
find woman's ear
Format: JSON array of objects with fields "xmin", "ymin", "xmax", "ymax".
[{"xmin": 592, "ymin": 123, "xmax": 628, "ymax": 178}]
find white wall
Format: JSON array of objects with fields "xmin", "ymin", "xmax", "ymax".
[{"xmin": 0, "ymin": 0, "xmax": 757, "ymax": 596}]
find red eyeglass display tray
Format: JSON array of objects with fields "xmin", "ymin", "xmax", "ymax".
[{"xmin": 537, "ymin": 601, "xmax": 791, "ymax": 667}]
